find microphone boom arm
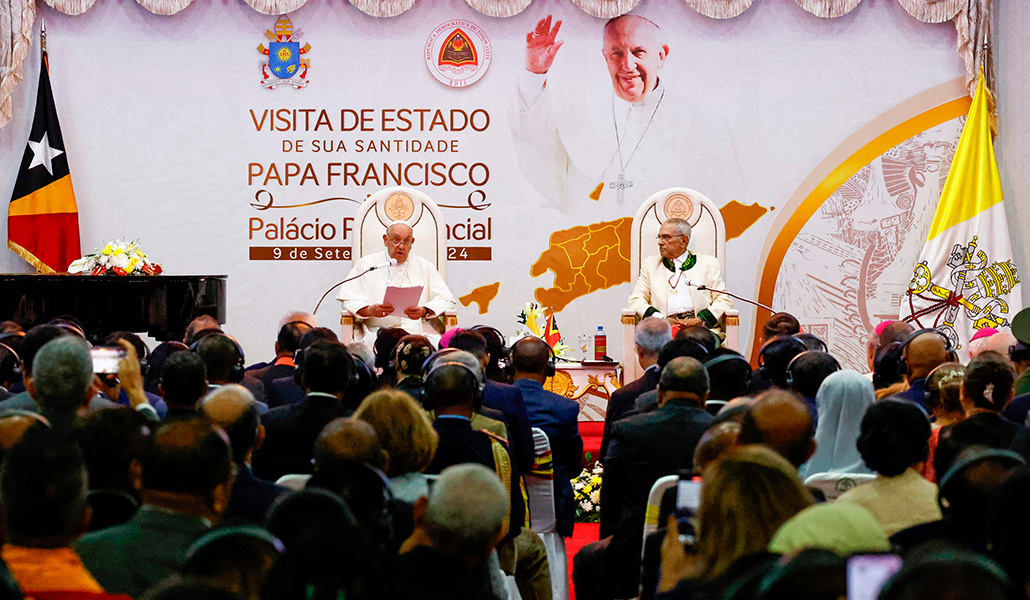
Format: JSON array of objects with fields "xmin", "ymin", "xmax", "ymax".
[{"xmin": 692, "ymin": 283, "xmax": 775, "ymax": 313}]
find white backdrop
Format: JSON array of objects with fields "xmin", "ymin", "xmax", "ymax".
[{"xmin": 0, "ymin": 0, "xmax": 963, "ymax": 363}]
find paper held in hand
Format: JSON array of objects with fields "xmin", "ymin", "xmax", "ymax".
[{"xmin": 384, "ymin": 286, "xmax": 424, "ymax": 314}]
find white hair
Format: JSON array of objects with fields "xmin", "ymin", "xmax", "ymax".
[
  {"xmin": 347, "ymin": 342, "xmax": 375, "ymax": 367},
  {"xmin": 663, "ymin": 218, "xmax": 692, "ymax": 239},
  {"xmin": 425, "ymin": 463, "xmax": 508, "ymax": 556},
  {"xmin": 386, "ymin": 221, "xmax": 413, "ymax": 236},
  {"xmin": 202, "ymin": 383, "xmax": 256, "ymax": 406},
  {"xmin": 635, "ymin": 317, "xmax": 673, "ymax": 356},
  {"xmin": 279, "ymin": 311, "xmax": 317, "ymax": 330},
  {"xmin": 32, "ymin": 337, "xmax": 94, "ymax": 416}
]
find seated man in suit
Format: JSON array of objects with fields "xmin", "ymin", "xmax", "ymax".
[
  {"xmin": 448, "ymin": 329, "xmax": 535, "ymax": 476},
  {"xmin": 423, "ymin": 356, "xmax": 550, "ymax": 600},
  {"xmin": 248, "ymin": 319, "xmax": 312, "ymax": 390},
  {"xmin": 76, "ymin": 418, "xmax": 234, "ymax": 597},
  {"xmin": 628, "ymin": 218, "xmax": 732, "ymax": 331},
  {"xmin": 392, "ymin": 464, "xmax": 510, "ymax": 600},
  {"xmin": 574, "ymin": 357, "xmax": 714, "ymax": 600},
  {"xmin": 253, "ymin": 341, "xmax": 355, "ymax": 481},
  {"xmin": 337, "ymin": 221, "xmax": 456, "ymax": 346},
  {"xmin": 510, "ymin": 335, "xmax": 583, "ymax": 539},
  {"xmin": 600, "ymin": 317, "xmax": 671, "ymax": 461},
  {"xmin": 201, "ymin": 385, "xmax": 288, "ymax": 524}
]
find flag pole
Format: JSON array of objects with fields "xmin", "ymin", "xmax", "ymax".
[{"xmin": 40, "ymin": 17, "xmax": 46, "ymax": 53}]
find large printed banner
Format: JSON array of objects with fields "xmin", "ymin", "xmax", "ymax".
[{"xmin": 0, "ymin": 0, "xmax": 965, "ymax": 365}]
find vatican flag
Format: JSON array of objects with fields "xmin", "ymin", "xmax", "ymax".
[{"xmin": 901, "ymin": 68, "xmax": 1021, "ymax": 350}]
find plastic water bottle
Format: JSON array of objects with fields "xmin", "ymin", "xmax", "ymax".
[{"xmin": 594, "ymin": 326, "xmax": 606, "ymax": 361}]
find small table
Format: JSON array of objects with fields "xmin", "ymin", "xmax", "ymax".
[{"xmin": 543, "ymin": 361, "xmax": 621, "ymax": 422}]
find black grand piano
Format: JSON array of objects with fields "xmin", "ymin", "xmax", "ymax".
[{"xmin": 0, "ymin": 274, "xmax": 226, "ymax": 343}]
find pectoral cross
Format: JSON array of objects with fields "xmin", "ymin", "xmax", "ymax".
[{"xmin": 609, "ymin": 172, "xmax": 633, "ymax": 203}]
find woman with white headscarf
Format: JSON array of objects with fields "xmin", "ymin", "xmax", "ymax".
[{"xmin": 799, "ymin": 370, "xmax": 876, "ymax": 479}]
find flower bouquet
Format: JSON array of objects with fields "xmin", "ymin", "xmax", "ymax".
[
  {"xmin": 68, "ymin": 240, "xmax": 163, "ymax": 276},
  {"xmin": 572, "ymin": 458, "xmax": 604, "ymax": 523},
  {"xmin": 514, "ymin": 301, "xmax": 573, "ymax": 359}
]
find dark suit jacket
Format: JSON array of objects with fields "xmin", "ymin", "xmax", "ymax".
[
  {"xmin": 425, "ymin": 416, "xmax": 525, "ymax": 540},
  {"xmin": 74, "ymin": 505, "xmax": 210, "ymax": 598},
  {"xmin": 514, "ymin": 379, "xmax": 583, "ymax": 537},
  {"xmin": 253, "ymin": 393, "xmax": 352, "ymax": 481},
  {"xmin": 599, "ymin": 398, "xmax": 713, "ymax": 596},
  {"xmin": 601, "ymin": 366, "xmax": 659, "ymax": 462},
  {"xmin": 251, "ymin": 358, "xmax": 295, "ymax": 391},
  {"xmin": 224, "ymin": 462, "xmax": 289, "ymax": 524},
  {"xmin": 886, "ymin": 378, "xmax": 930, "ymax": 412},
  {"xmin": 390, "ymin": 546, "xmax": 496, "ymax": 600},
  {"xmin": 483, "ymin": 380, "xmax": 534, "ymax": 477},
  {"xmin": 266, "ymin": 375, "xmax": 306, "ymax": 409}
]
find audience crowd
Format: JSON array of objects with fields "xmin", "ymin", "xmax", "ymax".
[{"xmin": 0, "ymin": 309, "xmax": 1025, "ymax": 600}]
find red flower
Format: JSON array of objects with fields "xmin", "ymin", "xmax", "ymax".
[
  {"xmin": 152, "ymin": 264, "xmax": 163, "ymax": 275},
  {"xmin": 91, "ymin": 266, "xmax": 106, "ymax": 276},
  {"xmin": 112, "ymin": 267, "xmax": 127, "ymax": 276},
  {"xmin": 141, "ymin": 264, "xmax": 156, "ymax": 276}
]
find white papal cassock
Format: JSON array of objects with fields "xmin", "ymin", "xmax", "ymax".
[
  {"xmin": 508, "ymin": 72, "xmax": 741, "ymax": 219},
  {"xmin": 337, "ymin": 250, "xmax": 456, "ymax": 345}
]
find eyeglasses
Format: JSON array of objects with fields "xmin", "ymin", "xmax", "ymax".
[
  {"xmin": 656, "ymin": 234, "xmax": 686, "ymax": 242},
  {"xmin": 388, "ymin": 238, "xmax": 413, "ymax": 246}
]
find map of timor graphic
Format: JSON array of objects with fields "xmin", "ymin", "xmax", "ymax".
[
  {"xmin": 459, "ymin": 282, "xmax": 500, "ymax": 314},
  {"xmin": 531, "ymin": 218, "xmax": 633, "ymax": 312},
  {"xmin": 438, "ymin": 29, "xmax": 477, "ymax": 67}
]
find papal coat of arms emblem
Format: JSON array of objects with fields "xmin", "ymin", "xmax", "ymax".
[{"xmin": 258, "ymin": 16, "xmax": 311, "ymax": 89}]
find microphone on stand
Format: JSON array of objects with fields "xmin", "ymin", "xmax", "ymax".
[
  {"xmin": 686, "ymin": 280, "xmax": 775, "ymax": 313},
  {"xmin": 313, "ymin": 258, "xmax": 398, "ymax": 313}
]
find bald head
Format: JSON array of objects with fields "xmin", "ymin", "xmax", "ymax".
[
  {"xmin": 694, "ymin": 421, "xmax": 740, "ymax": 473},
  {"xmin": 905, "ymin": 332, "xmax": 950, "ymax": 379},
  {"xmin": 314, "ymin": 418, "xmax": 387, "ymax": 472},
  {"xmin": 738, "ymin": 390, "xmax": 815, "ymax": 468},
  {"xmin": 602, "ymin": 15, "xmax": 668, "ymax": 103},
  {"xmin": 511, "ymin": 336, "xmax": 552, "ymax": 380},
  {"xmin": 201, "ymin": 385, "xmax": 260, "ymax": 464}
]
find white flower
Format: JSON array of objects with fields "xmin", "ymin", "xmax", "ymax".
[
  {"xmin": 110, "ymin": 253, "xmax": 130, "ymax": 270},
  {"xmin": 589, "ymin": 490, "xmax": 600, "ymax": 503},
  {"xmin": 579, "ymin": 500, "xmax": 593, "ymax": 511}
]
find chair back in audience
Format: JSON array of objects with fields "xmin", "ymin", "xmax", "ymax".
[
  {"xmin": 802, "ymin": 472, "xmax": 876, "ymax": 501},
  {"xmin": 276, "ymin": 473, "xmax": 312, "ymax": 491},
  {"xmin": 641, "ymin": 474, "xmax": 679, "ymax": 553},
  {"xmin": 526, "ymin": 427, "xmax": 569, "ymax": 600}
]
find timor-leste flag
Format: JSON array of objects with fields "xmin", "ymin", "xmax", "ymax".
[{"xmin": 7, "ymin": 48, "xmax": 80, "ymax": 273}]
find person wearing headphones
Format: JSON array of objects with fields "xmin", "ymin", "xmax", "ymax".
[
  {"xmin": 510, "ymin": 336, "xmax": 582, "ymax": 541},
  {"xmin": 884, "ymin": 329, "xmax": 953, "ymax": 412},
  {"xmin": 252, "ymin": 341, "xmax": 355, "ymax": 482}
]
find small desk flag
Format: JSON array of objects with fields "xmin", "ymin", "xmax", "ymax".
[{"xmin": 7, "ymin": 43, "xmax": 81, "ymax": 273}]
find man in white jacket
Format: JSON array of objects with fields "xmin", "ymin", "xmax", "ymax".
[{"xmin": 628, "ymin": 218, "xmax": 732, "ymax": 330}]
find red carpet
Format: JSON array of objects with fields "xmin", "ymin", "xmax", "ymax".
[
  {"xmin": 567, "ymin": 522, "xmax": 600, "ymax": 600},
  {"xmin": 579, "ymin": 421, "xmax": 604, "ymax": 464}
]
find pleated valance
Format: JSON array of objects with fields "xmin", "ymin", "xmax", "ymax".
[{"xmin": 0, "ymin": 0, "xmax": 994, "ymax": 129}]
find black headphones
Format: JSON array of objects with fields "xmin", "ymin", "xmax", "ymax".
[
  {"xmin": 423, "ymin": 357, "xmax": 484, "ymax": 405},
  {"xmin": 190, "ymin": 333, "xmax": 246, "ymax": 383},
  {"xmin": 793, "ymin": 332, "xmax": 828, "ymax": 352},
  {"xmin": 937, "ymin": 447, "xmax": 1025, "ymax": 520},
  {"xmin": 0, "ymin": 342, "xmax": 21, "ymax": 379},
  {"xmin": 898, "ymin": 328, "xmax": 957, "ymax": 377},
  {"xmin": 507, "ymin": 336, "xmax": 556, "ymax": 378},
  {"xmin": 702, "ymin": 352, "xmax": 752, "ymax": 386},
  {"xmin": 185, "ymin": 525, "xmax": 285, "ymax": 561},
  {"xmin": 469, "ymin": 325, "xmax": 509, "ymax": 366},
  {"xmin": 785, "ymin": 350, "xmax": 841, "ymax": 388},
  {"xmin": 757, "ymin": 336, "xmax": 809, "ymax": 369}
]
